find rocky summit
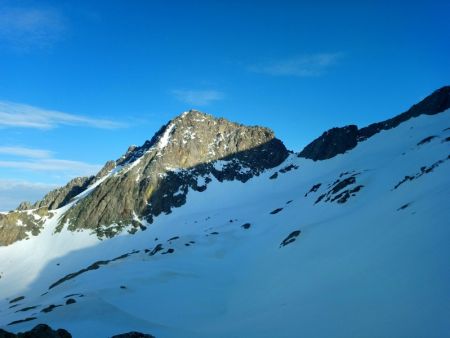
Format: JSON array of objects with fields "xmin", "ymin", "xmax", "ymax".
[{"xmin": 59, "ymin": 110, "xmax": 288, "ymax": 236}]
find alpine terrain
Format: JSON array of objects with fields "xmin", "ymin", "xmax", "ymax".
[{"xmin": 0, "ymin": 87, "xmax": 449, "ymax": 338}]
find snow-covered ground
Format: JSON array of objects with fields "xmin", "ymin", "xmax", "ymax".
[{"xmin": 1, "ymin": 111, "xmax": 449, "ymax": 338}]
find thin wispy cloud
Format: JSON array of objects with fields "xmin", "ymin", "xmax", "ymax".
[
  {"xmin": 249, "ymin": 52, "xmax": 344, "ymax": 77},
  {"xmin": 0, "ymin": 6, "xmax": 65, "ymax": 50},
  {"xmin": 0, "ymin": 180, "xmax": 57, "ymax": 211},
  {"xmin": 172, "ymin": 89, "xmax": 225, "ymax": 106},
  {"xmin": 0, "ymin": 146, "xmax": 53, "ymax": 158},
  {"xmin": 0, "ymin": 100, "xmax": 124, "ymax": 129},
  {"xmin": 0, "ymin": 145, "xmax": 102, "ymax": 177},
  {"xmin": 0, "ymin": 159, "xmax": 101, "ymax": 176}
]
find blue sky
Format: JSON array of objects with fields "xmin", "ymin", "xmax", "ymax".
[{"xmin": 0, "ymin": 0, "xmax": 449, "ymax": 210}]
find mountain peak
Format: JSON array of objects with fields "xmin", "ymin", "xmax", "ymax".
[
  {"xmin": 55, "ymin": 112, "xmax": 288, "ymax": 235},
  {"xmin": 121, "ymin": 111, "xmax": 278, "ymax": 169},
  {"xmin": 116, "ymin": 111, "xmax": 246, "ymax": 168}
]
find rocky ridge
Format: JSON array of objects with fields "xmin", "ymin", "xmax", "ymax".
[{"xmin": 299, "ymin": 86, "xmax": 450, "ymax": 160}]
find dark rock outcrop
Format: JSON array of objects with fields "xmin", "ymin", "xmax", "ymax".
[
  {"xmin": 1, "ymin": 324, "xmax": 71, "ymax": 337},
  {"xmin": 392, "ymin": 155, "xmax": 450, "ymax": 190},
  {"xmin": 397, "ymin": 203, "xmax": 411, "ymax": 211},
  {"xmin": 0, "ymin": 328, "xmax": 16, "ymax": 338},
  {"xmin": 299, "ymin": 86, "xmax": 450, "ymax": 160},
  {"xmin": 417, "ymin": 135, "xmax": 437, "ymax": 146},
  {"xmin": 65, "ymin": 298, "xmax": 76, "ymax": 305},
  {"xmin": 298, "ymin": 125, "xmax": 358, "ymax": 161},
  {"xmin": 314, "ymin": 172, "xmax": 363, "ymax": 204},
  {"xmin": 270, "ymin": 208, "xmax": 283, "ymax": 215},
  {"xmin": 9, "ymin": 296, "xmax": 25, "ymax": 304},
  {"xmin": 7, "ymin": 318, "xmax": 36, "ymax": 326},
  {"xmin": 48, "ymin": 250, "xmax": 140, "ymax": 290},
  {"xmin": 305, "ymin": 183, "xmax": 321, "ymax": 197},
  {"xmin": 41, "ymin": 304, "xmax": 61, "ymax": 313},
  {"xmin": 241, "ymin": 223, "xmax": 251, "ymax": 229},
  {"xmin": 280, "ymin": 230, "xmax": 301, "ymax": 247},
  {"xmin": 110, "ymin": 332, "xmax": 155, "ymax": 338}
]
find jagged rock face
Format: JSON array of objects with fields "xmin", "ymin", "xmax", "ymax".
[
  {"xmin": 20, "ymin": 177, "xmax": 94, "ymax": 211},
  {"xmin": 299, "ymin": 86, "xmax": 450, "ymax": 160},
  {"xmin": 59, "ymin": 111, "xmax": 289, "ymax": 236}
]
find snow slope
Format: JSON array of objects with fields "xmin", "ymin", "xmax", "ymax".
[{"xmin": 0, "ymin": 111, "xmax": 449, "ymax": 338}]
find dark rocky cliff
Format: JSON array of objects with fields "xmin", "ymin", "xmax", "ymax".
[{"xmin": 299, "ymin": 86, "xmax": 450, "ymax": 160}]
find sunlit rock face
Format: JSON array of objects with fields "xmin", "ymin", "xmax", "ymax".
[{"xmin": 58, "ymin": 110, "xmax": 289, "ymax": 236}]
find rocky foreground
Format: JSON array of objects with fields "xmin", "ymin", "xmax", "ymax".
[{"xmin": 0, "ymin": 324, "xmax": 155, "ymax": 338}]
